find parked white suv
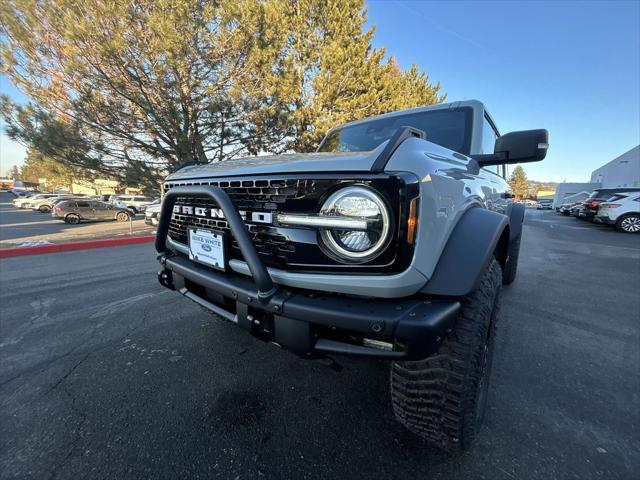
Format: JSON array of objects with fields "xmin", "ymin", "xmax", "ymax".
[
  {"xmin": 144, "ymin": 202, "xmax": 161, "ymax": 226},
  {"xmin": 110, "ymin": 195, "xmax": 152, "ymax": 213},
  {"xmin": 13, "ymin": 193, "xmax": 58, "ymax": 209},
  {"xmin": 596, "ymin": 193, "xmax": 640, "ymax": 233},
  {"xmin": 31, "ymin": 194, "xmax": 89, "ymax": 213}
]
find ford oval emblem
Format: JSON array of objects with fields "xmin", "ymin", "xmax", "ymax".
[{"xmin": 201, "ymin": 244, "xmax": 212, "ymax": 252}]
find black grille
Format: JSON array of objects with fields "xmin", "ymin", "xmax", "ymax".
[
  {"xmin": 166, "ymin": 178, "xmax": 312, "ymax": 210},
  {"xmin": 165, "ymin": 178, "xmax": 331, "ymax": 268},
  {"xmin": 164, "ymin": 174, "xmax": 417, "ymax": 272},
  {"xmin": 168, "ymin": 196, "xmax": 296, "ymax": 263}
]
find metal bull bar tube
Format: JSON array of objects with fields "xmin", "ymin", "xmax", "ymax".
[{"xmin": 155, "ymin": 185, "xmax": 278, "ymax": 303}]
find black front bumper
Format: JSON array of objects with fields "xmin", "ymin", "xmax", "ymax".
[{"xmin": 156, "ymin": 185, "xmax": 459, "ymax": 360}]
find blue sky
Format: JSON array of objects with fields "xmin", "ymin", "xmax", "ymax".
[
  {"xmin": 366, "ymin": 0, "xmax": 640, "ymax": 181},
  {"xmin": 1, "ymin": 0, "xmax": 639, "ymax": 182},
  {"xmin": 0, "ymin": 76, "xmax": 28, "ymax": 176}
]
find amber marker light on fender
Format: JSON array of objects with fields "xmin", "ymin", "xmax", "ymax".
[{"xmin": 407, "ymin": 197, "xmax": 418, "ymax": 245}]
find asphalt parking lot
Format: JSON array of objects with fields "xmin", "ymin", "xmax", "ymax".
[
  {"xmin": 1, "ymin": 209, "xmax": 639, "ymax": 479},
  {"xmin": 0, "ymin": 193, "xmax": 152, "ymax": 246}
]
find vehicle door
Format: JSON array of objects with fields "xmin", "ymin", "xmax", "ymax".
[
  {"xmin": 91, "ymin": 201, "xmax": 113, "ymax": 220},
  {"xmin": 74, "ymin": 201, "xmax": 95, "ymax": 220}
]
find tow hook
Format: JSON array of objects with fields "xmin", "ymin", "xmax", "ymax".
[{"xmin": 158, "ymin": 269, "xmax": 175, "ymax": 290}]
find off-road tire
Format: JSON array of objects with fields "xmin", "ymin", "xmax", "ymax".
[
  {"xmin": 390, "ymin": 259, "xmax": 502, "ymax": 452},
  {"xmin": 501, "ymin": 235, "xmax": 521, "ymax": 285},
  {"xmin": 615, "ymin": 213, "xmax": 640, "ymax": 233}
]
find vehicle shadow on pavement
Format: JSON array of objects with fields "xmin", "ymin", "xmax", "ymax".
[{"xmin": 175, "ymin": 317, "xmax": 458, "ymax": 471}]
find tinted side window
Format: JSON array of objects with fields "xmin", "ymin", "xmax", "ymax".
[
  {"xmin": 481, "ymin": 116, "xmax": 501, "ymax": 175},
  {"xmin": 76, "ymin": 202, "xmax": 90, "ymax": 208},
  {"xmin": 482, "ymin": 116, "xmax": 497, "ymax": 154}
]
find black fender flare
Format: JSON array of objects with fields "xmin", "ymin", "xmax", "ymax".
[
  {"xmin": 506, "ymin": 202, "xmax": 525, "ymax": 242},
  {"xmin": 421, "ymin": 207, "xmax": 509, "ymax": 297}
]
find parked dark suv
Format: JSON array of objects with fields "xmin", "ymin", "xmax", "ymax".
[
  {"xmin": 578, "ymin": 188, "xmax": 640, "ymax": 221},
  {"xmin": 52, "ymin": 200, "xmax": 132, "ymax": 224}
]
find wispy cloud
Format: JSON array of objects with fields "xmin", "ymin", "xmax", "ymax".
[{"xmin": 391, "ymin": 0, "xmax": 492, "ymax": 52}]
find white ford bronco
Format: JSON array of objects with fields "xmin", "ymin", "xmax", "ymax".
[{"xmin": 155, "ymin": 100, "xmax": 548, "ymax": 451}]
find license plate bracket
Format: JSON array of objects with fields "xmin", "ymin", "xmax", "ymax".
[{"xmin": 188, "ymin": 228, "xmax": 226, "ymax": 271}]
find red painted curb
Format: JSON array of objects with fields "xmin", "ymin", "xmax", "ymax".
[{"xmin": 0, "ymin": 235, "xmax": 156, "ymax": 258}]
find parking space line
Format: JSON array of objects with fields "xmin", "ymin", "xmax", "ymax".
[{"xmin": 0, "ymin": 220, "xmax": 61, "ymax": 227}]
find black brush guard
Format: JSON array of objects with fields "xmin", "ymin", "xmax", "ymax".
[{"xmin": 156, "ymin": 185, "xmax": 459, "ymax": 360}]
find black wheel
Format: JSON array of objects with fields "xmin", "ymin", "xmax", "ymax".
[
  {"xmin": 116, "ymin": 211, "xmax": 130, "ymax": 222},
  {"xmin": 38, "ymin": 205, "xmax": 51, "ymax": 213},
  {"xmin": 615, "ymin": 214, "xmax": 640, "ymax": 233},
  {"xmin": 64, "ymin": 214, "xmax": 80, "ymax": 225},
  {"xmin": 501, "ymin": 235, "xmax": 521, "ymax": 285},
  {"xmin": 390, "ymin": 259, "xmax": 502, "ymax": 452}
]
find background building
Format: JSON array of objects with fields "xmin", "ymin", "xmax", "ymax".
[
  {"xmin": 553, "ymin": 182, "xmax": 602, "ymax": 208},
  {"xmin": 590, "ymin": 145, "xmax": 640, "ymax": 188},
  {"xmin": 536, "ymin": 189, "xmax": 556, "ymax": 201},
  {"xmin": 552, "ymin": 145, "xmax": 639, "ymax": 207}
]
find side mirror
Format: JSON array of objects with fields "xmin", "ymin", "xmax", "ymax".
[{"xmin": 473, "ymin": 129, "xmax": 548, "ymax": 166}]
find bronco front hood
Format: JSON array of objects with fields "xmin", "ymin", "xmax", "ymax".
[{"xmin": 165, "ymin": 145, "xmax": 386, "ymax": 181}]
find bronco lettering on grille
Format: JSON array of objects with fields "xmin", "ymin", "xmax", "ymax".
[{"xmin": 172, "ymin": 204, "xmax": 273, "ymax": 224}]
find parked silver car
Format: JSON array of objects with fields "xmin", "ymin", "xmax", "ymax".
[{"xmin": 52, "ymin": 199, "xmax": 132, "ymax": 224}]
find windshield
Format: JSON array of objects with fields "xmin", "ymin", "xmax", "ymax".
[{"xmin": 318, "ymin": 107, "xmax": 473, "ymax": 155}]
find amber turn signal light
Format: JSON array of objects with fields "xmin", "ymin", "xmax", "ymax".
[{"xmin": 407, "ymin": 197, "xmax": 418, "ymax": 245}]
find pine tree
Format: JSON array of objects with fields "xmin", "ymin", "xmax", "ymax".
[
  {"xmin": 8, "ymin": 165, "xmax": 20, "ymax": 180},
  {"xmin": 1, "ymin": 0, "xmax": 445, "ymax": 183},
  {"xmin": 1, "ymin": 0, "xmax": 284, "ymax": 170},
  {"xmin": 508, "ymin": 165, "xmax": 529, "ymax": 200},
  {"xmin": 274, "ymin": 0, "xmax": 445, "ymax": 152},
  {"xmin": 20, "ymin": 150, "xmax": 72, "ymax": 192}
]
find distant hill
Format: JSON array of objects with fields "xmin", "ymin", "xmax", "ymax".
[
  {"xmin": 526, "ymin": 180, "xmax": 558, "ymax": 199},
  {"xmin": 528, "ymin": 180, "xmax": 559, "ymax": 191}
]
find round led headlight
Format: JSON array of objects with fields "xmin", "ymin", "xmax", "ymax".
[{"xmin": 319, "ymin": 186, "xmax": 391, "ymax": 262}]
